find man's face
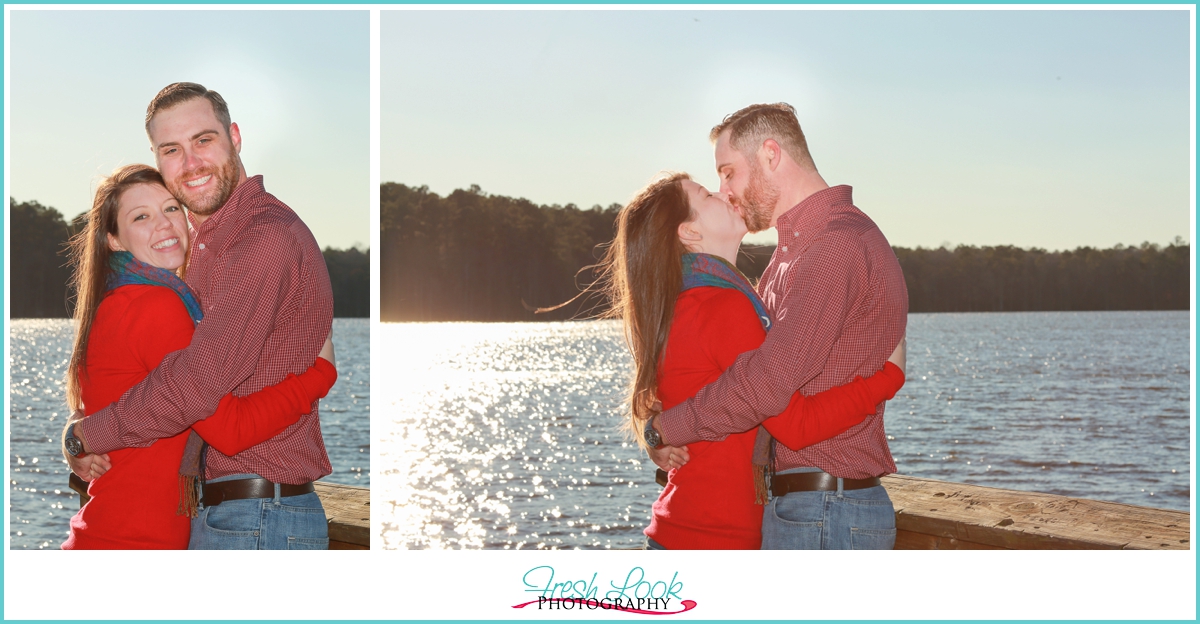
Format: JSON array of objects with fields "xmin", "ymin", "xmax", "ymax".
[
  {"xmin": 148, "ymin": 98, "xmax": 243, "ymax": 219},
  {"xmin": 714, "ymin": 131, "xmax": 776, "ymax": 233}
]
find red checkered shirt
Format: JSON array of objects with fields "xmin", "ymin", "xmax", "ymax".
[
  {"xmin": 659, "ymin": 185, "xmax": 908, "ymax": 478},
  {"xmin": 80, "ymin": 175, "xmax": 335, "ymax": 484}
]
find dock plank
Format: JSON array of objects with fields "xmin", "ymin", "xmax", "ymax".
[
  {"xmin": 883, "ymin": 474, "xmax": 1190, "ymax": 550},
  {"xmin": 315, "ymin": 481, "xmax": 370, "ymax": 550}
]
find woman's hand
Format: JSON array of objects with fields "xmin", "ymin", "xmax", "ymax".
[
  {"xmin": 319, "ymin": 332, "xmax": 336, "ymax": 368},
  {"xmin": 887, "ymin": 335, "xmax": 907, "ymax": 375}
]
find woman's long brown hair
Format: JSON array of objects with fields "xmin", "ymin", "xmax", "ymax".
[
  {"xmin": 597, "ymin": 172, "xmax": 694, "ymax": 448},
  {"xmin": 64, "ymin": 164, "xmax": 169, "ymax": 411}
]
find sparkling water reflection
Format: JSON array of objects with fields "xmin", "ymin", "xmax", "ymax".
[
  {"xmin": 378, "ymin": 312, "xmax": 1190, "ymax": 550},
  {"xmin": 8, "ymin": 318, "xmax": 370, "ymax": 550}
]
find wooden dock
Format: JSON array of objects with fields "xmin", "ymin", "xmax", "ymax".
[
  {"xmin": 69, "ymin": 472, "xmax": 1189, "ymax": 549},
  {"xmin": 883, "ymin": 474, "xmax": 1190, "ymax": 550},
  {"xmin": 68, "ymin": 474, "xmax": 369, "ymax": 550},
  {"xmin": 314, "ymin": 481, "xmax": 369, "ymax": 549}
]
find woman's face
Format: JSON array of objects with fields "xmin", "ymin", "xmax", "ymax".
[
  {"xmin": 106, "ymin": 183, "xmax": 189, "ymax": 271},
  {"xmin": 680, "ymin": 179, "xmax": 748, "ymax": 249}
]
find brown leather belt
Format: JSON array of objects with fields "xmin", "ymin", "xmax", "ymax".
[
  {"xmin": 202, "ymin": 478, "xmax": 314, "ymax": 507},
  {"xmin": 770, "ymin": 471, "xmax": 881, "ymax": 497}
]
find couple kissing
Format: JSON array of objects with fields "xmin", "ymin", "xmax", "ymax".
[{"xmin": 599, "ymin": 103, "xmax": 909, "ymax": 550}]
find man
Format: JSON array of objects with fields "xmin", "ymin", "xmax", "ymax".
[
  {"xmin": 63, "ymin": 82, "xmax": 335, "ymax": 549},
  {"xmin": 649, "ymin": 103, "xmax": 908, "ymax": 550}
]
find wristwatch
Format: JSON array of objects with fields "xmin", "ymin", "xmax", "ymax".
[
  {"xmin": 643, "ymin": 416, "xmax": 664, "ymax": 449},
  {"xmin": 64, "ymin": 424, "xmax": 87, "ymax": 458}
]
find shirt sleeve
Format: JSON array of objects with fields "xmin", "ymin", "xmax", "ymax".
[
  {"xmin": 762, "ymin": 362, "xmax": 905, "ymax": 451},
  {"xmin": 191, "ymin": 357, "xmax": 337, "ymax": 457},
  {"xmin": 80, "ymin": 219, "xmax": 304, "ymax": 454},
  {"xmin": 659, "ymin": 229, "xmax": 868, "ymax": 446}
]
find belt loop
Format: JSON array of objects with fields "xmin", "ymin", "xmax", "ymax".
[
  {"xmin": 273, "ymin": 482, "xmax": 282, "ymax": 504},
  {"xmin": 836, "ymin": 477, "xmax": 845, "ymax": 497}
]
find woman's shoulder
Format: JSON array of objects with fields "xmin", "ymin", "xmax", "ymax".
[
  {"xmin": 671, "ymin": 287, "xmax": 764, "ymax": 346},
  {"xmin": 676, "ymin": 286, "xmax": 760, "ymax": 320},
  {"xmin": 102, "ymin": 284, "xmax": 189, "ymax": 312},
  {"xmin": 99, "ymin": 284, "xmax": 194, "ymax": 330}
]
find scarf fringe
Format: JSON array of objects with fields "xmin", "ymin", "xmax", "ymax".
[
  {"xmin": 753, "ymin": 464, "xmax": 770, "ymax": 505},
  {"xmin": 177, "ymin": 474, "xmax": 200, "ymax": 518}
]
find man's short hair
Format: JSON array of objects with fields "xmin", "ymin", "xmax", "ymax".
[
  {"xmin": 145, "ymin": 82, "xmax": 232, "ymax": 136},
  {"xmin": 710, "ymin": 103, "xmax": 816, "ymax": 170}
]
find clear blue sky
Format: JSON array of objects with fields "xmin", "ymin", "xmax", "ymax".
[
  {"xmin": 381, "ymin": 9, "xmax": 1191, "ymax": 250},
  {"xmin": 9, "ymin": 10, "xmax": 369, "ymax": 250}
]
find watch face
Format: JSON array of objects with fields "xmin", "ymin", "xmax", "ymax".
[
  {"xmin": 65, "ymin": 436, "xmax": 83, "ymax": 457},
  {"xmin": 644, "ymin": 425, "xmax": 661, "ymax": 448}
]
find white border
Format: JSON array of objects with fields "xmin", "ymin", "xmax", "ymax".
[{"xmin": 5, "ymin": 3, "xmax": 1198, "ymax": 622}]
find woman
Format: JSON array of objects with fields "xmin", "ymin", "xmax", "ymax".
[
  {"xmin": 598, "ymin": 172, "xmax": 905, "ymax": 550},
  {"xmin": 60, "ymin": 164, "xmax": 337, "ymax": 550}
]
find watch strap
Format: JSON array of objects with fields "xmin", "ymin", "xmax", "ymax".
[
  {"xmin": 65, "ymin": 423, "xmax": 86, "ymax": 458},
  {"xmin": 644, "ymin": 416, "xmax": 664, "ymax": 449}
]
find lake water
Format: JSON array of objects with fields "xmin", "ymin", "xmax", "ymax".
[
  {"xmin": 8, "ymin": 318, "xmax": 370, "ymax": 550},
  {"xmin": 377, "ymin": 311, "xmax": 1191, "ymax": 550}
]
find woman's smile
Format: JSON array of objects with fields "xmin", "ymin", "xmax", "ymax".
[{"xmin": 106, "ymin": 183, "xmax": 189, "ymax": 271}]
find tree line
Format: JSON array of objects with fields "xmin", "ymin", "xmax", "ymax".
[
  {"xmin": 9, "ymin": 198, "xmax": 369, "ymax": 319},
  {"xmin": 381, "ymin": 183, "xmax": 1190, "ymax": 322}
]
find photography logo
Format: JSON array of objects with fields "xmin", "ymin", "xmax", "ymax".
[{"xmin": 513, "ymin": 566, "xmax": 698, "ymax": 615}]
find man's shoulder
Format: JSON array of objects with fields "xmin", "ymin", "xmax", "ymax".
[
  {"xmin": 226, "ymin": 199, "xmax": 322, "ymax": 259},
  {"xmin": 802, "ymin": 217, "xmax": 870, "ymax": 264},
  {"xmin": 805, "ymin": 202, "xmax": 897, "ymax": 260},
  {"xmin": 226, "ymin": 180, "xmax": 306, "ymax": 238},
  {"xmin": 823, "ymin": 202, "xmax": 881, "ymax": 238}
]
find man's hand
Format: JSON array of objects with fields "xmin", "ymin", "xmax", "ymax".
[
  {"xmin": 61, "ymin": 412, "xmax": 84, "ymax": 460},
  {"xmin": 888, "ymin": 335, "xmax": 907, "ymax": 375},
  {"xmin": 62, "ymin": 411, "xmax": 100, "ymax": 479},
  {"xmin": 70, "ymin": 453, "xmax": 113, "ymax": 482},
  {"xmin": 643, "ymin": 400, "xmax": 690, "ymax": 469},
  {"xmin": 647, "ymin": 444, "xmax": 690, "ymax": 471}
]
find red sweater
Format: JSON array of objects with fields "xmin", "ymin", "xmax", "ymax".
[
  {"xmin": 645, "ymin": 287, "xmax": 904, "ymax": 550},
  {"xmin": 62, "ymin": 285, "xmax": 336, "ymax": 550}
]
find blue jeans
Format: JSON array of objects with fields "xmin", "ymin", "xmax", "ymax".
[
  {"xmin": 643, "ymin": 536, "xmax": 668, "ymax": 550},
  {"xmin": 188, "ymin": 474, "xmax": 328, "ymax": 550},
  {"xmin": 761, "ymin": 469, "xmax": 896, "ymax": 550}
]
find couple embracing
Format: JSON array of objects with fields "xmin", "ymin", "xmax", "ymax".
[
  {"xmin": 602, "ymin": 103, "xmax": 909, "ymax": 550},
  {"xmin": 60, "ymin": 83, "xmax": 337, "ymax": 550}
]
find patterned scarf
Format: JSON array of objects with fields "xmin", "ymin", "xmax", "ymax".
[
  {"xmin": 679, "ymin": 253, "xmax": 776, "ymax": 504},
  {"xmin": 107, "ymin": 251, "xmax": 207, "ymax": 517}
]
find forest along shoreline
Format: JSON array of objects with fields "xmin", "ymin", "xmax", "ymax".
[
  {"xmin": 378, "ymin": 183, "xmax": 1189, "ymax": 322},
  {"xmin": 9, "ymin": 197, "xmax": 368, "ymax": 319}
]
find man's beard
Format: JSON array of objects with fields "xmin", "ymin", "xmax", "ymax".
[
  {"xmin": 737, "ymin": 162, "xmax": 778, "ymax": 233},
  {"xmin": 168, "ymin": 149, "xmax": 240, "ymax": 217}
]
